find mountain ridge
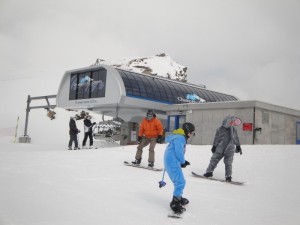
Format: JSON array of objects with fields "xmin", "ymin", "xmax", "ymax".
[{"xmin": 93, "ymin": 53, "xmax": 188, "ymax": 82}]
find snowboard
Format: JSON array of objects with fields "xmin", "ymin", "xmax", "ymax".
[
  {"xmin": 81, "ymin": 146, "xmax": 98, "ymax": 149},
  {"xmin": 191, "ymin": 172, "xmax": 244, "ymax": 185},
  {"xmin": 124, "ymin": 161, "xmax": 163, "ymax": 171},
  {"xmin": 168, "ymin": 212, "xmax": 183, "ymax": 219},
  {"xmin": 167, "ymin": 207, "xmax": 186, "ymax": 219}
]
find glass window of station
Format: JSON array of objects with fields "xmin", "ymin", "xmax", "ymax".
[
  {"xmin": 69, "ymin": 69, "xmax": 107, "ymax": 100},
  {"xmin": 117, "ymin": 69, "xmax": 237, "ymax": 104}
]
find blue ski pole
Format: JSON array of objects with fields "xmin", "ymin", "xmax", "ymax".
[{"xmin": 158, "ymin": 169, "xmax": 167, "ymax": 188}]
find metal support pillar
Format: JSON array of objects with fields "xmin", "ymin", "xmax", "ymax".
[{"xmin": 19, "ymin": 94, "xmax": 57, "ymax": 143}]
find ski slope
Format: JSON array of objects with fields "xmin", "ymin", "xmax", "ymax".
[{"xmin": 0, "ymin": 136, "xmax": 299, "ymax": 225}]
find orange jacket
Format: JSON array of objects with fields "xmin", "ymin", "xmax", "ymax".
[{"xmin": 139, "ymin": 117, "xmax": 163, "ymax": 138}]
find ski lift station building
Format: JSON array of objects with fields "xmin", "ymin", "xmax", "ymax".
[{"xmin": 57, "ymin": 64, "xmax": 300, "ymax": 145}]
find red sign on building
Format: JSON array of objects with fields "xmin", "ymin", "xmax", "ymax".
[{"xmin": 243, "ymin": 123, "xmax": 253, "ymax": 131}]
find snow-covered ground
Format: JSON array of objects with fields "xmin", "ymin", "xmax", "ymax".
[{"xmin": 0, "ymin": 134, "xmax": 300, "ymax": 225}]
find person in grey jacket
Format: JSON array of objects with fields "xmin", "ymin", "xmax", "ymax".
[{"xmin": 203, "ymin": 115, "xmax": 242, "ymax": 182}]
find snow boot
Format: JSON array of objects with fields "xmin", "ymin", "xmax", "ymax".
[
  {"xmin": 203, "ymin": 172, "xmax": 213, "ymax": 177},
  {"xmin": 132, "ymin": 158, "xmax": 141, "ymax": 165},
  {"xmin": 68, "ymin": 147, "xmax": 72, "ymax": 150},
  {"xmin": 148, "ymin": 162, "xmax": 154, "ymax": 168},
  {"xmin": 74, "ymin": 147, "xmax": 80, "ymax": 150},
  {"xmin": 226, "ymin": 176, "xmax": 232, "ymax": 182},
  {"xmin": 180, "ymin": 197, "xmax": 189, "ymax": 206},
  {"xmin": 170, "ymin": 196, "xmax": 186, "ymax": 214}
]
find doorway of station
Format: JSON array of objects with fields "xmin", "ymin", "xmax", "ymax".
[
  {"xmin": 166, "ymin": 115, "xmax": 186, "ymax": 132},
  {"xmin": 297, "ymin": 121, "xmax": 300, "ymax": 144}
]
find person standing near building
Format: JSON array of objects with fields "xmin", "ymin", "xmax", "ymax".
[
  {"xmin": 132, "ymin": 110, "xmax": 164, "ymax": 167},
  {"xmin": 68, "ymin": 116, "xmax": 80, "ymax": 150},
  {"xmin": 164, "ymin": 122, "xmax": 195, "ymax": 215},
  {"xmin": 82, "ymin": 114, "xmax": 96, "ymax": 149},
  {"xmin": 203, "ymin": 115, "xmax": 242, "ymax": 182}
]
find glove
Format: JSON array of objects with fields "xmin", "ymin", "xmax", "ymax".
[
  {"xmin": 77, "ymin": 129, "xmax": 81, "ymax": 133},
  {"xmin": 156, "ymin": 135, "xmax": 163, "ymax": 144},
  {"xmin": 236, "ymin": 146, "xmax": 242, "ymax": 155},
  {"xmin": 211, "ymin": 146, "xmax": 216, "ymax": 153},
  {"xmin": 181, "ymin": 160, "xmax": 190, "ymax": 168},
  {"xmin": 93, "ymin": 122, "xmax": 96, "ymax": 125},
  {"xmin": 137, "ymin": 136, "xmax": 142, "ymax": 144}
]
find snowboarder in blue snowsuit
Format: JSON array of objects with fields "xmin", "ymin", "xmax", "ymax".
[{"xmin": 164, "ymin": 122, "xmax": 195, "ymax": 214}]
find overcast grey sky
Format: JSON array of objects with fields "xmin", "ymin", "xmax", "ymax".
[{"xmin": 1, "ymin": 0, "xmax": 300, "ymax": 110}]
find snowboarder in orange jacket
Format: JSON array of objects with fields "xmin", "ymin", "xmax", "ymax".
[{"xmin": 132, "ymin": 110, "xmax": 163, "ymax": 168}]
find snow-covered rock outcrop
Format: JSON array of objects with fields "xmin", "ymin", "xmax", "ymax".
[{"xmin": 93, "ymin": 53, "xmax": 188, "ymax": 82}]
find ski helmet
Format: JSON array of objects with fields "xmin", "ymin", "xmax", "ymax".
[
  {"xmin": 182, "ymin": 122, "xmax": 195, "ymax": 136},
  {"xmin": 146, "ymin": 110, "xmax": 155, "ymax": 120}
]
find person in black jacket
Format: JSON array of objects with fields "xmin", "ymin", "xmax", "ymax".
[
  {"xmin": 82, "ymin": 114, "xmax": 96, "ymax": 149},
  {"xmin": 68, "ymin": 117, "xmax": 80, "ymax": 150}
]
